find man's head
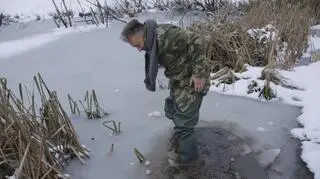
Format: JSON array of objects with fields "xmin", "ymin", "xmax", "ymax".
[{"xmin": 121, "ymin": 19, "xmax": 145, "ymax": 51}]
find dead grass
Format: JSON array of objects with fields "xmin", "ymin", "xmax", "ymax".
[
  {"xmin": 188, "ymin": 20, "xmax": 272, "ymax": 73},
  {"xmin": 244, "ymin": 0, "xmax": 311, "ymax": 68},
  {"xmin": 0, "ymin": 74, "xmax": 89, "ymax": 179},
  {"xmin": 189, "ymin": 0, "xmax": 312, "ymax": 73},
  {"xmin": 187, "ymin": 0, "xmax": 313, "ymax": 100}
]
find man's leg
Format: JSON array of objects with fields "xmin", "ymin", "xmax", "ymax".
[
  {"xmin": 172, "ymin": 94, "xmax": 203, "ymax": 163},
  {"xmin": 164, "ymin": 89, "xmax": 174, "ymax": 120},
  {"xmin": 164, "ymin": 89, "xmax": 180, "ymax": 153}
]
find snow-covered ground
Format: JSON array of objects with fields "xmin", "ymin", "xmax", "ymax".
[{"xmin": 0, "ymin": 24, "xmax": 103, "ymax": 59}]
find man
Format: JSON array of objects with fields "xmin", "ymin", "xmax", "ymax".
[{"xmin": 120, "ymin": 19, "xmax": 211, "ymax": 165}]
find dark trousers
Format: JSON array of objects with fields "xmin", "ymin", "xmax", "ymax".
[{"xmin": 164, "ymin": 88, "xmax": 203, "ymax": 162}]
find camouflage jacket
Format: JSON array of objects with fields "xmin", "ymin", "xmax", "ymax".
[{"xmin": 155, "ymin": 24, "xmax": 211, "ymax": 111}]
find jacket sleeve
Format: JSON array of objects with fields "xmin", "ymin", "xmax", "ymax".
[{"xmin": 189, "ymin": 35, "xmax": 208, "ymax": 78}]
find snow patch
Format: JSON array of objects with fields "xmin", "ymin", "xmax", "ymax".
[
  {"xmin": 5, "ymin": 175, "xmax": 16, "ymax": 179},
  {"xmin": 301, "ymin": 142, "xmax": 320, "ymax": 179},
  {"xmin": 0, "ymin": 25, "xmax": 101, "ymax": 59}
]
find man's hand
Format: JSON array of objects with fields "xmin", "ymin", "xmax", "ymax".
[{"xmin": 189, "ymin": 75, "xmax": 205, "ymax": 92}]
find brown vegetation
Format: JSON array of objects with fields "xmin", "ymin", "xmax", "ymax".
[{"xmin": 0, "ymin": 74, "xmax": 89, "ymax": 179}]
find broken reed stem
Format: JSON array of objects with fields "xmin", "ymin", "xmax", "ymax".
[
  {"xmin": 134, "ymin": 148, "xmax": 146, "ymax": 163},
  {"xmin": 102, "ymin": 120, "xmax": 120, "ymax": 134},
  {"xmin": 68, "ymin": 94, "xmax": 80, "ymax": 116},
  {"xmin": 51, "ymin": 0, "xmax": 68, "ymax": 28},
  {"xmin": 62, "ymin": 0, "xmax": 72, "ymax": 27},
  {"xmin": 14, "ymin": 142, "xmax": 31, "ymax": 178},
  {"xmin": 85, "ymin": 0, "xmax": 127, "ymax": 23},
  {"xmin": 92, "ymin": 90, "xmax": 100, "ymax": 116},
  {"xmin": 79, "ymin": 90, "xmax": 108, "ymax": 119},
  {"xmin": 108, "ymin": 143, "xmax": 114, "ymax": 154}
]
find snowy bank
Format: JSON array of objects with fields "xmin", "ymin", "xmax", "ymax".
[
  {"xmin": 0, "ymin": 25, "xmax": 102, "ymax": 59},
  {"xmin": 210, "ymin": 35, "xmax": 320, "ymax": 178}
]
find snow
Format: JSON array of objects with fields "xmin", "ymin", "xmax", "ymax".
[
  {"xmin": 0, "ymin": 24, "xmax": 101, "ymax": 59},
  {"xmin": 5, "ymin": 176, "xmax": 16, "ymax": 179},
  {"xmin": 301, "ymin": 142, "xmax": 320, "ymax": 179}
]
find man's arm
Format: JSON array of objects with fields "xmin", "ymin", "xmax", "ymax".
[{"xmin": 189, "ymin": 34, "xmax": 208, "ymax": 78}]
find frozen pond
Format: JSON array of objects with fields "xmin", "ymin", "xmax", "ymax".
[{"xmin": 0, "ymin": 13, "xmax": 314, "ymax": 179}]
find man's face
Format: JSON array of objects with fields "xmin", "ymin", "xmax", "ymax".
[{"xmin": 128, "ymin": 33, "xmax": 144, "ymax": 51}]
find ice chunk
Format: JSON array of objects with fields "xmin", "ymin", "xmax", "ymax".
[
  {"xmin": 257, "ymin": 127, "xmax": 266, "ymax": 132},
  {"xmin": 256, "ymin": 149, "xmax": 281, "ymax": 168},
  {"xmin": 144, "ymin": 160, "xmax": 151, "ymax": 166},
  {"xmin": 148, "ymin": 111, "xmax": 161, "ymax": 117},
  {"xmin": 146, "ymin": 170, "xmax": 152, "ymax": 175}
]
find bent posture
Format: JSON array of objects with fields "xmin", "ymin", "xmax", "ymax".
[{"xmin": 120, "ymin": 19, "xmax": 211, "ymax": 164}]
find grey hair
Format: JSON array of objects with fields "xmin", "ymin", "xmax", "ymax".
[{"xmin": 120, "ymin": 19, "xmax": 144, "ymax": 42}]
